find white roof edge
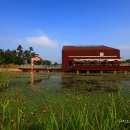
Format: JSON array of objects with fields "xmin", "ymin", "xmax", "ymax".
[
  {"xmin": 73, "ymin": 59, "xmax": 123, "ymax": 62},
  {"xmin": 69, "ymin": 56, "xmax": 117, "ymax": 57}
]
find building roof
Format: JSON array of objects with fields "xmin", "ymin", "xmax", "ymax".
[{"xmin": 62, "ymin": 45, "xmax": 119, "ymax": 51}]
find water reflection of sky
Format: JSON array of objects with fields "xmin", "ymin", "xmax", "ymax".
[
  {"xmin": 122, "ymin": 80, "xmax": 130, "ymax": 96},
  {"xmin": 41, "ymin": 73, "xmax": 62, "ymax": 87}
]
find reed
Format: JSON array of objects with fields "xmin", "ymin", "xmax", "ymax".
[
  {"xmin": 0, "ymin": 69, "xmax": 10, "ymax": 91},
  {"xmin": 0, "ymin": 90, "xmax": 130, "ymax": 130}
]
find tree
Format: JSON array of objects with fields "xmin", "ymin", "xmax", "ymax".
[
  {"xmin": 29, "ymin": 47, "xmax": 33, "ymax": 52},
  {"xmin": 0, "ymin": 45, "xmax": 42, "ymax": 65},
  {"xmin": 16, "ymin": 45, "xmax": 24, "ymax": 65},
  {"xmin": 17, "ymin": 45, "xmax": 23, "ymax": 52},
  {"xmin": 35, "ymin": 58, "xmax": 43, "ymax": 65},
  {"xmin": 53, "ymin": 62, "xmax": 58, "ymax": 65},
  {"xmin": 24, "ymin": 50, "xmax": 30, "ymax": 64},
  {"xmin": 24, "ymin": 47, "xmax": 35, "ymax": 64},
  {"xmin": 42, "ymin": 60, "xmax": 51, "ymax": 65},
  {"xmin": 4, "ymin": 49, "xmax": 15, "ymax": 64},
  {"xmin": 125, "ymin": 59, "xmax": 130, "ymax": 63},
  {"xmin": 0, "ymin": 49, "xmax": 4, "ymax": 64}
]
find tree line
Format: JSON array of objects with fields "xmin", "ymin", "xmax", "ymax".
[
  {"xmin": 124, "ymin": 59, "xmax": 130, "ymax": 63},
  {"xmin": 0, "ymin": 45, "xmax": 58, "ymax": 65}
]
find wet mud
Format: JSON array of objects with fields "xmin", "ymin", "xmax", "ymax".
[{"xmin": 62, "ymin": 76, "xmax": 119, "ymax": 92}]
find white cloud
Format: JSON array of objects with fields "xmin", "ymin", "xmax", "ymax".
[{"xmin": 26, "ymin": 35, "xmax": 58, "ymax": 47}]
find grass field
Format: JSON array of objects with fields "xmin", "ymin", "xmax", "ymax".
[{"xmin": 0, "ymin": 71, "xmax": 130, "ymax": 130}]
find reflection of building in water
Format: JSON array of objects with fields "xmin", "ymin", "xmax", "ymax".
[
  {"xmin": 31, "ymin": 71, "xmax": 34, "ymax": 85},
  {"xmin": 62, "ymin": 45, "xmax": 125, "ymax": 72},
  {"xmin": 31, "ymin": 54, "xmax": 41, "ymax": 85}
]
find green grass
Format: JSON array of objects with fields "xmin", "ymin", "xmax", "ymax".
[
  {"xmin": 0, "ymin": 69, "xmax": 10, "ymax": 91},
  {"xmin": 0, "ymin": 72, "xmax": 130, "ymax": 130}
]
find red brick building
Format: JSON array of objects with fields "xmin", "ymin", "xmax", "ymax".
[{"xmin": 62, "ymin": 45, "xmax": 123, "ymax": 72}]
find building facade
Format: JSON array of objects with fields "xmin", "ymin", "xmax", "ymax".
[{"xmin": 62, "ymin": 45, "xmax": 122, "ymax": 72}]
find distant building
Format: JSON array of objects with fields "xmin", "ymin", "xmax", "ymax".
[{"xmin": 62, "ymin": 45, "xmax": 122, "ymax": 72}]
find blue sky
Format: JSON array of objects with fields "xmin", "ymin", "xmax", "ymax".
[{"xmin": 0, "ymin": 0, "xmax": 130, "ymax": 63}]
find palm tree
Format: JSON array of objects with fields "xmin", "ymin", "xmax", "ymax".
[
  {"xmin": 16, "ymin": 45, "xmax": 24, "ymax": 65},
  {"xmin": 29, "ymin": 47, "xmax": 33, "ymax": 53}
]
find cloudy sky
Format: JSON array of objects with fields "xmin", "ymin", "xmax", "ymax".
[{"xmin": 0, "ymin": 0, "xmax": 130, "ymax": 63}]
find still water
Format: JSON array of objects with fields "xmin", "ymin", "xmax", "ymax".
[{"xmin": 28, "ymin": 72, "xmax": 130, "ymax": 94}]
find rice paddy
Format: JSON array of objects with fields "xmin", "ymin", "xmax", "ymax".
[{"xmin": 0, "ymin": 71, "xmax": 130, "ymax": 130}]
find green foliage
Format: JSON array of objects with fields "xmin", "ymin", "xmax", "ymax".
[
  {"xmin": 4, "ymin": 49, "xmax": 16, "ymax": 64},
  {"xmin": 0, "ymin": 90, "xmax": 130, "ymax": 130},
  {"xmin": 35, "ymin": 58, "xmax": 43, "ymax": 65},
  {"xmin": 0, "ymin": 45, "xmax": 57, "ymax": 65},
  {"xmin": 15, "ymin": 45, "xmax": 24, "ymax": 65},
  {"xmin": 0, "ymin": 49, "xmax": 4, "ymax": 64},
  {"xmin": 0, "ymin": 45, "xmax": 37, "ymax": 65},
  {"xmin": 125, "ymin": 59, "xmax": 130, "ymax": 63},
  {"xmin": 42, "ymin": 60, "xmax": 52, "ymax": 65},
  {"xmin": 53, "ymin": 62, "xmax": 58, "ymax": 65},
  {"xmin": 0, "ymin": 69, "xmax": 10, "ymax": 91}
]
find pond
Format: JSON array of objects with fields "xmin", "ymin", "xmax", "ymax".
[{"xmin": 8, "ymin": 72, "xmax": 130, "ymax": 95}]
